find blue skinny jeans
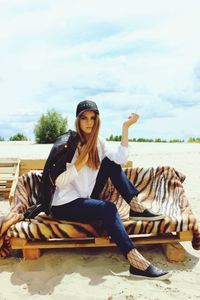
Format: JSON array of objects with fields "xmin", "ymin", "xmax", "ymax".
[{"xmin": 51, "ymin": 157, "xmax": 139, "ymax": 257}]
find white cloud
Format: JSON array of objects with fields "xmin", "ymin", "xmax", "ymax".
[
  {"xmin": 0, "ymin": 0, "xmax": 200, "ymax": 140},
  {"xmin": 137, "ymin": 105, "xmax": 200, "ymax": 140}
]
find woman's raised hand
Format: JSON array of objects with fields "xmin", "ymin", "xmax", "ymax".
[{"xmin": 123, "ymin": 113, "xmax": 139, "ymax": 128}]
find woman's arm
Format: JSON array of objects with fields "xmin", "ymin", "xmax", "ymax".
[
  {"xmin": 121, "ymin": 113, "xmax": 139, "ymax": 147},
  {"xmin": 100, "ymin": 113, "xmax": 139, "ymax": 165}
]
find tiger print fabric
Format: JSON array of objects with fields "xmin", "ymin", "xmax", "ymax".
[{"xmin": 0, "ymin": 167, "xmax": 200, "ymax": 257}]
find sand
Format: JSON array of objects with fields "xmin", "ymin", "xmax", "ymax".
[{"xmin": 0, "ymin": 141, "xmax": 200, "ymax": 300}]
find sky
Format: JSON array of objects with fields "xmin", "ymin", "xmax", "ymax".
[{"xmin": 0, "ymin": 0, "xmax": 200, "ymax": 141}]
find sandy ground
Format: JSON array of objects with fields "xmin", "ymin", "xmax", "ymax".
[{"xmin": 0, "ymin": 141, "xmax": 200, "ymax": 300}]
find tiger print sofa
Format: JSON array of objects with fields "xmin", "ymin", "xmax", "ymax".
[{"xmin": 0, "ymin": 166, "xmax": 200, "ymax": 260}]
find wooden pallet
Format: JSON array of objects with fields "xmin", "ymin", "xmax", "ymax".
[
  {"xmin": 7, "ymin": 159, "xmax": 193, "ymax": 261},
  {"xmin": 10, "ymin": 231, "xmax": 192, "ymax": 261},
  {"xmin": 0, "ymin": 158, "xmax": 20, "ymax": 200}
]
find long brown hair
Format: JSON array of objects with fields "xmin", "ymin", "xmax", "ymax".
[{"xmin": 75, "ymin": 113, "xmax": 100, "ymax": 169}]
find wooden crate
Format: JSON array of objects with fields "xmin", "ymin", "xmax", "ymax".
[{"xmin": 0, "ymin": 158, "xmax": 20, "ymax": 199}]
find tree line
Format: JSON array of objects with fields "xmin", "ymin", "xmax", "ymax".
[
  {"xmin": 106, "ymin": 134, "xmax": 200, "ymax": 143},
  {"xmin": 0, "ymin": 110, "xmax": 199, "ymax": 143}
]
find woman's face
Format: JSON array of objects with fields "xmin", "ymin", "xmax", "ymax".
[{"xmin": 79, "ymin": 110, "xmax": 96, "ymax": 134}]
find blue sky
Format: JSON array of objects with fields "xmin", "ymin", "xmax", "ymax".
[{"xmin": 0, "ymin": 0, "xmax": 200, "ymax": 141}]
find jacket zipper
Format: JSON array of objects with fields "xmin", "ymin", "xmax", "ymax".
[{"xmin": 48, "ymin": 169, "xmax": 55, "ymax": 212}]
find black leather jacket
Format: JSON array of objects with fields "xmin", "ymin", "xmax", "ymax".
[{"xmin": 24, "ymin": 130, "xmax": 80, "ymax": 218}]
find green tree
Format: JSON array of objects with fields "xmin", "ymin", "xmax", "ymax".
[
  {"xmin": 106, "ymin": 134, "xmax": 115, "ymax": 141},
  {"xmin": 137, "ymin": 138, "xmax": 146, "ymax": 142},
  {"xmin": 0, "ymin": 136, "xmax": 5, "ymax": 141},
  {"xmin": 34, "ymin": 110, "xmax": 67, "ymax": 143},
  {"xmin": 9, "ymin": 133, "xmax": 28, "ymax": 141},
  {"xmin": 169, "ymin": 139, "xmax": 184, "ymax": 143},
  {"xmin": 188, "ymin": 137, "xmax": 200, "ymax": 143},
  {"xmin": 128, "ymin": 138, "xmax": 137, "ymax": 142},
  {"xmin": 155, "ymin": 138, "xmax": 162, "ymax": 143},
  {"xmin": 113, "ymin": 135, "xmax": 121, "ymax": 141}
]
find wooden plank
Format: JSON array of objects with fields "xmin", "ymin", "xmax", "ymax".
[
  {"xmin": 19, "ymin": 159, "xmax": 46, "ymax": 175},
  {"xmin": 95, "ymin": 237, "xmax": 110, "ymax": 245},
  {"xmin": 10, "ymin": 233, "xmax": 181, "ymax": 250},
  {"xmin": 0, "ymin": 175, "xmax": 15, "ymax": 180},
  {"xmin": 178, "ymin": 230, "xmax": 193, "ymax": 241},
  {"xmin": 0, "ymin": 160, "xmax": 20, "ymax": 166},
  {"xmin": 162, "ymin": 242, "xmax": 186, "ymax": 262},
  {"xmin": 19, "ymin": 159, "xmax": 132, "ymax": 175},
  {"xmin": 0, "ymin": 163, "xmax": 17, "ymax": 166},
  {"xmin": 132, "ymin": 234, "xmax": 180, "ymax": 245},
  {"xmin": 6, "ymin": 182, "xmax": 13, "ymax": 188},
  {"xmin": 0, "ymin": 188, "xmax": 10, "ymax": 192},
  {"xmin": 121, "ymin": 161, "xmax": 133, "ymax": 168},
  {"xmin": 0, "ymin": 167, "xmax": 16, "ymax": 174},
  {"xmin": 9, "ymin": 160, "xmax": 20, "ymax": 201},
  {"xmin": 10, "ymin": 238, "xmax": 113, "ymax": 250},
  {"xmin": 10, "ymin": 237, "xmax": 28, "ymax": 248},
  {"xmin": 23, "ymin": 248, "xmax": 41, "ymax": 260}
]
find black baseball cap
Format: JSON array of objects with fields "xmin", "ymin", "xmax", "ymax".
[{"xmin": 76, "ymin": 100, "xmax": 99, "ymax": 117}]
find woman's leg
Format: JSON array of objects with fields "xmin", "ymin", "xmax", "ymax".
[
  {"xmin": 52, "ymin": 198, "xmax": 134, "ymax": 257},
  {"xmin": 91, "ymin": 157, "xmax": 164, "ymax": 221},
  {"xmin": 51, "ymin": 198, "xmax": 170, "ymax": 279},
  {"xmin": 91, "ymin": 157, "xmax": 138, "ymax": 202}
]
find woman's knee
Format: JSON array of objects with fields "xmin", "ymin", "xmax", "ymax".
[{"xmin": 103, "ymin": 201, "xmax": 118, "ymax": 216}]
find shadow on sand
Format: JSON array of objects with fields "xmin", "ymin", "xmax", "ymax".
[{"xmin": 0, "ymin": 243, "xmax": 199, "ymax": 296}]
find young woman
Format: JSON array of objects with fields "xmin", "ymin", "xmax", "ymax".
[{"xmin": 51, "ymin": 100, "xmax": 171, "ymax": 280}]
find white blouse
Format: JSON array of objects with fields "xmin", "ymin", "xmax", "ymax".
[{"xmin": 52, "ymin": 138, "xmax": 128, "ymax": 206}]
